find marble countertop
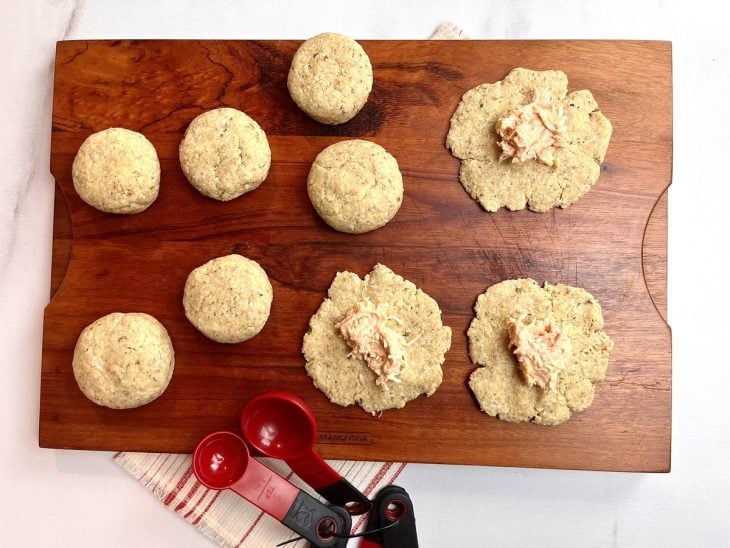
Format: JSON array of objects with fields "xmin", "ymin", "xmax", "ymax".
[{"xmin": 2, "ymin": 1, "xmax": 728, "ymax": 546}]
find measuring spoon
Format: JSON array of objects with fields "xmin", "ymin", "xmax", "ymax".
[
  {"xmin": 241, "ymin": 392, "xmax": 371, "ymax": 515},
  {"xmin": 193, "ymin": 431, "xmax": 346, "ymax": 546}
]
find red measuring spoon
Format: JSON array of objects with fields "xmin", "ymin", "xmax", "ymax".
[
  {"xmin": 241, "ymin": 392, "xmax": 371, "ymax": 515},
  {"xmin": 193, "ymin": 431, "xmax": 346, "ymax": 546}
]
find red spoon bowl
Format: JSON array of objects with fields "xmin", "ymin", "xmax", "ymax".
[
  {"xmin": 241, "ymin": 392, "xmax": 371, "ymax": 514},
  {"xmin": 242, "ymin": 391, "xmax": 317, "ymax": 458},
  {"xmin": 193, "ymin": 431, "xmax": 249, "ymax": 489}
]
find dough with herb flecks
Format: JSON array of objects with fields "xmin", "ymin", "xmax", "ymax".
[
  {"xmin": 72, "ymin": 128, "xmax": 160, "ymax": 214},
  {"xmin": 179, "ymin": 108, "xmax": 271, "ymax": 201},
  {"xmin": 183, "ymin": 254, "xmax": 273, "ymax": 343},
  {"xmin": 288, "ymin": 33, "xmax": 373, "ymax": 125},
  {"xmin": 307, "ymin": 139, "xmax": 403, "ymax": 233},
  {"xmin": 303, "ymin": 264, "xmax": 452, "ymax": 414},
  {"xmin": 72, "ymin": 312, "xmax": 174, "ymax": 409},
  {"xmin": 446, "ymin": 68, "xmax": 612, "ymax": 212},
  {"xmin": 467, "ymin": 278, "xmax": 613, "ymax": 425}
]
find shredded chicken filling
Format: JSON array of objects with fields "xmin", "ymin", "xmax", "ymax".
[
  {"xmin": 336, "ymin": 299, "xmax": 408, "ymax": 387},
  {"xmin": 508, "ymin": 314, "xmax": 571, "ymax": 390},
  {"xmin": 495, "ymin": 88, "xmax": 567, "ymax": 167}
]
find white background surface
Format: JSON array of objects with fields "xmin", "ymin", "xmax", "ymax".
[{"xmin": 1, "ymin": 1, "xmax": 728, "ymax": 546}]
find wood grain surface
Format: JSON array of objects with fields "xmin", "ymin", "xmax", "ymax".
[{"xmin": 41, "ymin": 40, "xmax": 672, "ymax": 472}]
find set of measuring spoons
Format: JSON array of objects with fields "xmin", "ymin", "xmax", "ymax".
[{"xmin": 192, "ymin": 392, "xmax": 418, "ymax": 547}]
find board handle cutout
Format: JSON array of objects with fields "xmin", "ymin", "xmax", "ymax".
[
  {"xmin": 642, "ymin": 188, "xmax": 669, "ymax": 324},
  {"xmin": 50, "ymin": 182, "xmax": 73, "ymax": 299}
]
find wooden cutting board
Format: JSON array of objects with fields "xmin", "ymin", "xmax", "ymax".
[{"xmin": 41, "ymin": 40, "xmax": 672, "ymax": 472}]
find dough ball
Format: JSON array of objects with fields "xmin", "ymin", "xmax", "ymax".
[
  {"xmin": 308, "ymin": 139, "xmax": 403, "ymax": 233},
  {"xmin": 72, "ymin": 312, "xmax": 174, "ymax": 409},
  {"xmin": 179, "ymin": 108, "xmax": 271, "ymax": 201},
  {"xmin": 183, "ymin": 254, "xmax": 273, "ymax": 343},
  {"xmin": 288, "ymin": 33, "xmax": 373, "ymax": 124},
  {"xmin": 72, "ymin": 128, "xmax": 160, "ymax": 214}
]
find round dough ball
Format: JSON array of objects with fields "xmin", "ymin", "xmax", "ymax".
[
  {"xmin": 72, "ymin": 312, "xmax": 175, "ymax": 409},
  {"xmin": 72, "ymin": 128, "xmax": 160, "ymax": 214},
  {"xmin": 467, "ymin": 279, "xmax": 613, "ymax": 425},
  {"xmin": 183, "ymin": 254, "xmax": 273, "ymax": 343},
  {"xmin": 308, "ymin": 140, "xmax": 403, "ymax": 233},
  {"xmin": 179, "ymin": 108, "xmax": 271, "ymax": 201},
  {"xmin": 288, "ymin": 33, "xmax": 373, "ymax": 125},
  {"xmin": 302, "ymin": 264, "xmax": 452, "ymax": 414}
]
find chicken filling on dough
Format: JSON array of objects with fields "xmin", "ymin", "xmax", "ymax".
[
  {"xmin": 508, "ymin": 314, "xmax": 571, "ymax": 390},
  {"xmin": 336, "ymin": 299, "xmax": 408, "ymax": 387},
  {"xmin": 495, "ymin": 89, "xmax": 567, "ymax": 167}
]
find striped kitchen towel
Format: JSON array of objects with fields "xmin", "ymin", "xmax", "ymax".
[
  {"xmin": 430, "ymin": 21, "xmax": 467, "ymax": 40},
  {"xmin": 114, "ymin": 21, "xmax": 465, "ymax": 548},
  {"xmin": 115, "ymin": 452, "xmax": 406, "ymax": 547}
]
